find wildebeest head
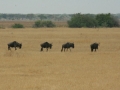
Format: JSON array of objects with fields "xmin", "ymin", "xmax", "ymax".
[
  {"xmin": 19, "ymin": 43, "xmax": 22, "ymax": 49},
  {"xmin": 70, "ymin": 43, "xmax": 74, "ymax": 48},
  {"xmin": 95, "ymin": 43, "xmax": 99, "ymax": 49},
  {"xmin": 49, "ymin": 43, "xmax": 52, "ymax": 49},
  {"xmin": 15, "ymin": 41, "xmax": 22, "ymax": 49}
]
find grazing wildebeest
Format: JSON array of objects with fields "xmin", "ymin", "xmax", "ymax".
[
  {"xmin": 40, "ymin": 42, "xmax": 52, "ymax": 51},
  {"xmin": 8, "ymin": 41, "xmax": 22, "ymax": 50},
  {"xmin": 61, "ymin": 42, "xmax": 74, "ymax": 52},
  {"xmin": 90, "ymin": 43, "xmax": 100, "ymax": 52}
]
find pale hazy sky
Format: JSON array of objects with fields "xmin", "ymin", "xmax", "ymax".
[{"xmin": 0, "ymin": 0, "xmax": 119, "ymax": 14}]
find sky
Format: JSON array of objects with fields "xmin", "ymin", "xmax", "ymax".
[{"xmin": 0, "ymin": 0, "xmax": 120, "ymax": 14}]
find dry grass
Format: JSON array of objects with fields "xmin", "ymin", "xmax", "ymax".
[
  {"xmin": 0, "ymin": 21, "xmax": 35, "ymax": 28},
  {"xmin": 0, "ymin": 28, "xmax": 120, "ymax": 90}
]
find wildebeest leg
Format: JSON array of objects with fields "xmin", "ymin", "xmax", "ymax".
[
  {"xmin": 95, "ymin": 49, "xmax": 96, "ymax": 52},
  {"xmin": 61, "ymin": 47, "xmax": 63, "ymax": 52},
  {"xmin": 14, "ymin": 44, "xmax": 17, "ymax": 50},
  {"xmin": 15, "ymin": 47, "xmax": 17, "ymax": 50},
  {"xmin": 46, "ymin": 48, "xmax": 48, "ymax": 51},
  {"xmin": 91, "ymin": 48, "xmax": 93, "ymax": 52},
  {"xmin": 64, "ymin": 48, "xmax": 65, "ymax": 52},
  {"xmin": 8, "ymin": 46, "xmax": 10, "ymax": 50},
  {"xmin": 61, "ymin": 48, "xmax": 63, "ymax": 52},
  {"xmin": 66, "ymin": 48, "xmax": 68, "ymax": 51},
  {"xmin": 67, "ymin": 48, "xmax": 69, "ymax": 51},
  {"xmin": 41, "ymin": 48, "xmax": 43, "ymax": 51}
]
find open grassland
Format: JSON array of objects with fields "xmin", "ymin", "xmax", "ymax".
[{"xmin": 0, "ymin": 28, "xmax": 120, "ymax": 90}]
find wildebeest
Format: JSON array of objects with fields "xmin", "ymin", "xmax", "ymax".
[
  {"xmin": 90, "ymin": 43, "xmax": 100, "ymax": 52},
  {"xmin": 40, "ymin": 42, "xmax": 52, "ymax": 51},
  {"xmin": 8, "ymin": 41, "xmax": 22, "ymax": 50},
  {"xmin": 61, "ymin": 42, "xmax": 74, "ymax": 52}
]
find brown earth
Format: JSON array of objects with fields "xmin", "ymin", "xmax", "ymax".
[{"xmin": 0, "ymin": 28, "xmax": 120, "ymax": 90}]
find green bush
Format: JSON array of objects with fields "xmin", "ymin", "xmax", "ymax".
[
  {"xmin": 68, "ymin": 13, "xmax": 120, "ymax": 28},
  {"xmin": 96, "ymin": 13, "xmax": 120, "ymax": 27},
  {"xmin": 34, "ymin": 20, "xmax": 43, "ymax": 27},
  {"xmin": 68, "ymin": 13, "xmax": 97, "ymax": 28},
  {"xmin": 44, "ymin": 21, "xmax": 55, "ymax": 27},
  {"xmin": 12, "ymin": 23, "xmax": 24, "ymax": 28},
  {"xmin": 33, "ymin": 20, "xmax": 55, "ymax": 28}
]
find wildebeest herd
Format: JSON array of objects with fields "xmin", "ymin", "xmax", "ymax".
[{"xmin": 7, "ymin": 41, "xmax": 99, "ymax": 52}]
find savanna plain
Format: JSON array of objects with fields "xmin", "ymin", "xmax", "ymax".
[{"xmin": 0, "ymin": 28, "xmax": 120, "ymax": 90}]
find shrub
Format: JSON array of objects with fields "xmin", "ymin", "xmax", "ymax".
[
  {"xmin": 96, "ymin": 13, "xmax": 120, "ymax": 27},
  {"xmin": 68, "ymin": 13, "xmax": 120, "ymax": 28},
  {"xmin": 33, "ymin": 20, "xmax": 55, "ymax": 28},
  {"xmin": 12, "ymin": 23, "xmax": 24, "ymax": 28},
  {"xmin": 68, "ymin": 13, "xmax": 97, "ymax": 28},
  {"xmin": 44, "ymin": 21, "xmax": 55, "ymax": 27}
]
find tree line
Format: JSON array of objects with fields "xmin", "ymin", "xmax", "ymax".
[
  {"xmin": 0, "ymin": 13, "xmax": 120, "ymax": 28},
  {"xmin": 0, "ymin": 14, "xmax": 71, "ymax": 21}
]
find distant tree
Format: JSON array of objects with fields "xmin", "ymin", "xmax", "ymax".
[
  {"xmin": 68, "ymin": 13, "xmax": 97, "ymax": 28},
  {"xmin": 26, "ymin": 14, "xmax": 35, "ymax": 20},
  {"xmin": 38, "ymin": 15, "xmax": 47, "ymax": 20},
  {"xmin": 43, "ymin": 21, "xmax": 55, "ymax": 27},
  {"xmin": 33, "ymin": 20, "xmax": 55, "ymax": 28},
  {"xmin": 34, "ymin": 20, "xmax": 43, "ymax": 27},
  {"xmin": 96, "ymin": 13, "xmax": 119, "ymax": 27}
]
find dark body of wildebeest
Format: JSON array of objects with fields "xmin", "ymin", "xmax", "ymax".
[
  {"xmin": 90, "ymin": 43, "xmax": 99, "ymax": 52},
  {"xmin": 40, "ymin": 42, "xmax": 52, "ymax": 51},
  {"xmin": 61, "ymin": 42, "xmax": 74, "ymax": 52},
  {"xmin": 8, "ymin": 41, "xmax": 22, "ymax": 50}
]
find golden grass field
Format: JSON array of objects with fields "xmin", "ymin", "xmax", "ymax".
[{"xmin": 0, "ymin": 28, "xmax": 120, "ymax": 90}]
